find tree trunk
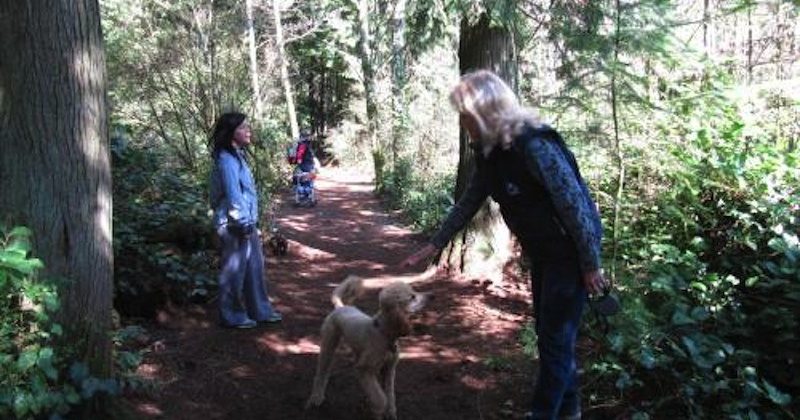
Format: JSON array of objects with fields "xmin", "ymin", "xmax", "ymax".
[
  {"xmin": 702, "ymin": 0, "xmax": 710, "ymax": 53},
  {"xmin": 245, "ymin": 0, "xmax": 263, "ymax": 120},
  {"xmin": 610, "ymin": 0, "xmax": 625, "ymax": 282},
  {"xmin": 747, "ymin": 6, "xmax": 753, "ymax": 84},
  {"xmin": 390, "ymin": 0, "xmax": 408, "ymax": 168},
  {"xmin": 319, "ymin": 70, "xmax": 328, "ymax": 135},
  {"xmin": 0, "ymin": 0, "xmax": 113, "ymax": 384},
  {"xmin": 273, "ymin": 0, "xmax": 299, "ymax": 139},
  {"xmin": 443, "ymin": 15, "xmax": 515, "ymax": 277},
  {"xmin": 354, "ymin": 0, "xmax": 379, "ymax": 158}
]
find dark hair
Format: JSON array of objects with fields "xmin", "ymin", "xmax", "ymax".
[{"xmin": 210, "ymin": 112, "xmax": 247, "ymax": 158}]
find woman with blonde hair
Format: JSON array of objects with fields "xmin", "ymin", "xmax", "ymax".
[{"xmin": 402, "ymin": 70, "xmax": 606, "ymax": 419}]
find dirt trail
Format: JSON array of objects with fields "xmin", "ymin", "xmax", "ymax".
[{"xmin": 125, "ymin": 167, "xmax": 535, "ymax": 420}]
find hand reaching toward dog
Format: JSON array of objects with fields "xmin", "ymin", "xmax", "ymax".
[{"xmin": 400, "ymin": 243, "xmax": 438, "ymax": 268}]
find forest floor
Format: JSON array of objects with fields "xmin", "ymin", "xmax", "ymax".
[{"xmin": 122, "ymin": 167, "xmax": 539, "ymax": 420}]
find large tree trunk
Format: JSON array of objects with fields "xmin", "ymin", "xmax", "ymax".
[
  {"xmin": 245, "ymin": 0, "xmax": 263, "ymax": 120},
  {"xmin": 353, "ymin": 0, "xmax": 381, "ymax": 177},
  {"xmin": 390, "ymin": 0, "xmax": 408, "ymax": 168},
  {"xmin": 273, "ymin": 0, "xmax": 299, "ymax": 139},
  {"xmin": 0, "ymin": 0, "xmax": 113, "ymax": 382},
  {"xmin": 443, "ymin": 15, "xmax": 515, "ymax": 277}
]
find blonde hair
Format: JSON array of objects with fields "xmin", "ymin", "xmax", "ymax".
[{"xmin": 449, "ymin": 70, "xmax": 540, "ymax": 154}]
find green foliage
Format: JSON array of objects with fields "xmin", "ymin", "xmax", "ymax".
[
  {"xmin": 519, "ymin": 322, "xmax": 538, "ymax": 359},
  {"xmin": 112, "ymin": 138, "xmax": 216, "ymax": 317},
  {"xmin": 0, "ymin": 226, "xmax": 142, "ymax": 418},
  {"xmin": 542, "ymin": 0, "xmax": 677, "ymax": 117},
  {"xmin": 373, "ymin": 150, "xmax": 388, "ymax": 192},
  {"xmin": 484, "ymin": 355, "xmax": 513, "ymax": 372},
  {"xmin": 376, "ymin": 158, "xmax": 455, "ymax": 234},
  {"xmin": 585, "ymin": 101, "xmax": 799, "ymax": 416},
  {"xmin": 102, "ymin": 0, "xmax": 259, "ymax": 168},
  {"xmin": 0, "ymin": 225, "xmax": 72, "ymax": 418},
  {"xmin": 407, "ymin": 0, "xmax": 457, "ymax": 58},
  {"xmin": 111, "ymin": 325, "xmax": 150, "ymax": 393},
  {"xmin": 286, "ymin": 1, "xmax": 357, "ymax": 134}
]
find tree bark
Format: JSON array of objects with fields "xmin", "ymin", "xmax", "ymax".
[
  {"xmin": 0, "ymin": 0, "xmax": 113, "ymax": 381},
  {"xmin": 443, "ymin": 15, "xmax": 515, "ymax": 277},
  {"xmin": 273, "ymin": 0, "xmax": 299, "ymax": 139},
  {"xmin": 747, "ymin": 6, "xmax": 753, "ymax": 84},
  {"xmin": 245, "ymin": 0, "xmax": 264, "ymax": 120},
  {"xmin": 390, "ymin": 0, "xmax": 408, "ymax": 168},
  {"xmin": 354, "ymin": 0, "xmax": 378, "ymax": 152},
  {"xmin": 610, "ymin": 0, "xmax": 625, "ymax": 282}
]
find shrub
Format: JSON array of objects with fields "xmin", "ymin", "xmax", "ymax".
[
  {"xmin": 112, "ymin": 141, "xmax": 216, "ymax": 317},
  {"xmin": 585, "ymin": 115, "xmax": 799, "ymax": 417},
  {"xmin": 377, "ymin": 158, "xmax": 455, "ymax": 234},
  {"xmin": 0, "ymin": 226, "xmax": 123, "ymax": 418}
]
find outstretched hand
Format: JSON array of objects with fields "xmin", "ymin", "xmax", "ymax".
[{"xmin": 400, "ymin": 243, "xmax": 438, "ymax": 268}]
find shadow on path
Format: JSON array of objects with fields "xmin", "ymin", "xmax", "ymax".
[{"xmin": 124, "ymin": 168, "xmax": 535, "ymax": 420}]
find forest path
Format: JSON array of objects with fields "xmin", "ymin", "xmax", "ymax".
[{"xmin": 125, "ymin": 167, "xmax": 534, "ymax": 420}]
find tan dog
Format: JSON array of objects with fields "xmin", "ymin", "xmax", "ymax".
[{"xmin": 306, "ymin": 275, "xmax": 429, "ymax": 420}]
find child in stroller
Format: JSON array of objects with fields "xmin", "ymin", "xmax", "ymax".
[
  {"xmin": 293, "ymin": 169, "xmax": 317, "ymax": 207},
  {"xmin": 288, "ymin": 129, "xmax": 319, "ymax": 207}
]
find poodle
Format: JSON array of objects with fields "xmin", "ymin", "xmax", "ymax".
[{"xmin": 306, "ymin": 275, "xmax": 429, "ymax": 420}]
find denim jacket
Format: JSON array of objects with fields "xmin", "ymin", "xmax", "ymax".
[{"xmin": 210, "ymin": 149, "xmax": 259, "ymax": 228}]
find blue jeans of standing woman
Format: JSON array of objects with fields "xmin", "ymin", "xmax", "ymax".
[
  {"xmin": 526, "ymin": 239, "xmax": 587, "ymax": 420},
  {"xmin": 217, "ymin": 225, "xmax": 278, "ymax": 327}
]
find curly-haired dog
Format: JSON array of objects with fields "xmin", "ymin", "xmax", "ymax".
[{"xmin": 306, "ymin": 275, "xmax": 429, "ymax": 420}]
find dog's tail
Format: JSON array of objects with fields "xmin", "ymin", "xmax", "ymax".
[{"xmin": 331, "ymin": 275, "xmax": 365, "ymax": 308}]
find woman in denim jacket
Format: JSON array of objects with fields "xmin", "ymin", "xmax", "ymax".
[
  {"xmin": 210, "ymin": 112, "xmax": 282, "ymax": 328},
  {"xmin": 401, "ymin": 71, "xmax": 607, "ymax": 420}
]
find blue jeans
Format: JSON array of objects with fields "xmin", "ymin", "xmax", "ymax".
[
  {"xmin": 217, "ymin": 226, "xmax": 277, "ymax": 326},
  {"xmin": 527, "ymin": 239, "xmax": 587, "ymax": 419}
]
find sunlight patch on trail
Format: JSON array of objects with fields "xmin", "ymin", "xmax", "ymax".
[
  {"xmin": 401, "ymin": 343, "xmax": 482, "ymax": 364},
  {"xmin": 285, "ymin": 239, "xmax": 337, "ymax": 260},
  {"xmin": 230, "ymin": 365, "xmax": 256, "ymax": 378},
  {"xmin": 380, "ymin": 225, "xmax": 410, "ymax": 235},
  {"xmin": 134, "ymin": 403, "xmax": 164, "ymax": 416},
  {"xmin": 256, "ymin": 335, "xmax": 320, "ymax": 355}
]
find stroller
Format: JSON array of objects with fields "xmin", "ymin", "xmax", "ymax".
[{"xmin": 293, "ymin": 170, "xmax": 317, "ymax": 207}]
